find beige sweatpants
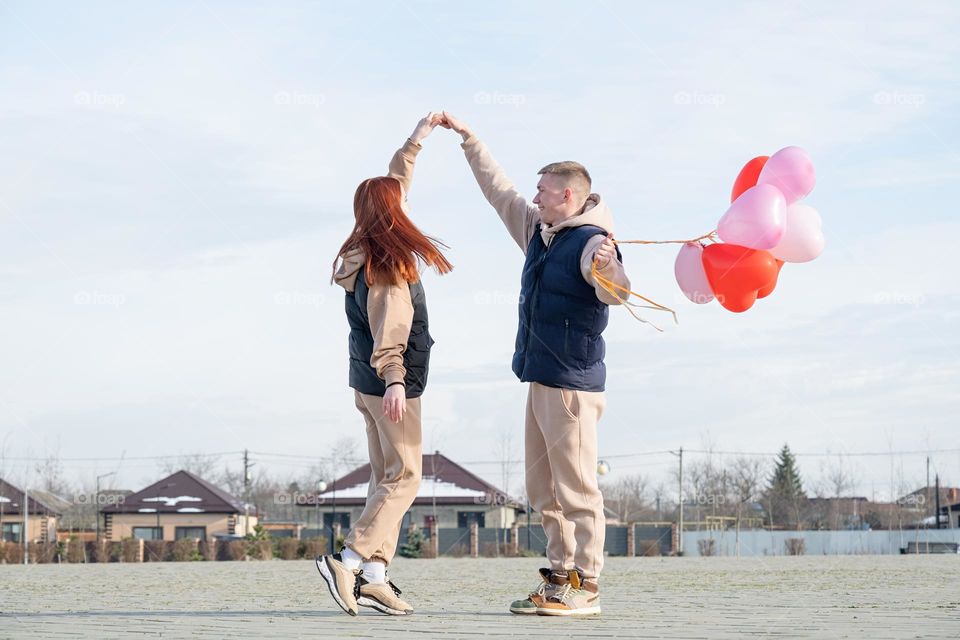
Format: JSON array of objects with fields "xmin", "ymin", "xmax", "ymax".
[
  {"xmin": 344, "ymin": 390, "xmax": 423, "ymax": 565},
  {"xmin": 525, "ymin": 382, "xmax": 606, "ymax": 580}
]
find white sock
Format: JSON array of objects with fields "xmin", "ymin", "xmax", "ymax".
[
  {"xmin": 339, "ymin": 546, "xmax": 363, "ymax": 570},
  {"xmin": 361, "ymin": 561, "xmax": 386, "ymax": 584}
]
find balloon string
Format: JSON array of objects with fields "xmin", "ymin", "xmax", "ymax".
[
  {"xmin": 614, "ymin": 229, "xmax": 718, "ymax": 245},
  {"xmin": 591, "ymin": 262, "xmax": 678, "ymax": 332}
]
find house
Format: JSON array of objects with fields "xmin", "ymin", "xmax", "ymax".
[
  {"xmin": 0, "ymin": 479, "xmax": 69, "ymax": 544},
  {"xmin": 100, "ymin": 470, "xmax": 257, "ymax": 542},
  {"xmin": 298, "ymin": 452, "xmax": 522, "ymax": 534},
  {"xmin": 938, "ymin": 502, "xmax": 960, "ymax": 529}
]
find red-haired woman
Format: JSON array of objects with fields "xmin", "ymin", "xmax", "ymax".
[{"xmin": 317, "ymin": 113, "xmax": 452, "ymax": 617}]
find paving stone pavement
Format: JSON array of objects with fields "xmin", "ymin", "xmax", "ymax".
[{"xmin": 1, "ymin": 555, "xmax": 958, "ymax": 638}]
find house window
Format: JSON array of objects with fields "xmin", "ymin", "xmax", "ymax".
[
  {"xmin": 423, "ymin": 515, "xmax": 436, "ymax": 528},
  {"xmin": 323, "ymin": 513, "xmax": 350, "ymax": 529},
  {"xmin": 457, "ymin": 511, "xmax": 485, "ymax": 528},
  {"xmin": 132, "ymin": 527, "xmax": 163, "ymax": 540},
  {"xmin": 175, "ymin": 526, "xmax": 207, "ymax": 540},
  {"xmin": 2, "ymin": 522, "xmax": 22, "ymax": 543}
]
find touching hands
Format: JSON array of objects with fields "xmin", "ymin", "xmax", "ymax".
[
  {"xmin": 410, "ymin": 111, "xmax": 445, "ymax": 144},
  {"xmin": 409, "ymin": 110, "xmax": 473, "ymax": 143},
  {"xmin": 439, "ymin": 111, "xmax": 472, "ymax": 141}
]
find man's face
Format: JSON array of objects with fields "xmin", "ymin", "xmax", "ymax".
[{"xmin": 532, "ymin": 173, "xmax": 569, "ymax": 225}]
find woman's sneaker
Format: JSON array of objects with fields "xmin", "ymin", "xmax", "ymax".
[
  {"xmin": 357, "ymin": 577, "xmax": 414, "ymax": 615},
  {"xmin": 315, "ymin": 554, "xmax": 362, "ymax": 616},
  {"xmin": 536, "ymin": 570, "xmax": 601, "ymax": 616},
  {"xmin": 509, "ymin": 568, "xmax": 569, "ymax": 614}
]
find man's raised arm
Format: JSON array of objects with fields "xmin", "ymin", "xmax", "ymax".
[{"xmin": 442, "ymin": 111, "xmax": 540, "ymax": 254}]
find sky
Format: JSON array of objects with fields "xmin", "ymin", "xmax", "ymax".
[{"xmin": 0, "ymin": 1, "xmax": 958, "ymax": 502}]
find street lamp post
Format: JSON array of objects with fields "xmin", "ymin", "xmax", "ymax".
[
  {"xmin": 315, "ymin": 480, "xmax": 327, "ymax": 540},
  {"xmin": 95, "ymin": 472, "xmax": 116, "ymax": 542}
]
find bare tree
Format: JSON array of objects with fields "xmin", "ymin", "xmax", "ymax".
[
  {"xmin": 158, "ymin": 453, "xmax": 221, "ymax": 480},
  {"xmin": 601, "ymin": 474, "xmax": 649, "ymax": 523}
]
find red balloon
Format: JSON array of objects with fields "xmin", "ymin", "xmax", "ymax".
[
  {"xmin": 731, "ymin": 156, "xmax": 769, "ymax": 202},
  {"xmin": 701, "ymin": 244, "xmax": 779, "ymax": 313},
  {"xmin": 757, "ymin": 260, "xmax": 785, "ymax": 299}
]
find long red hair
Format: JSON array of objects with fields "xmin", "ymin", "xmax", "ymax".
[{"xmin": 333, "ymin": 176, "xmax": 453, "ymax": 285}]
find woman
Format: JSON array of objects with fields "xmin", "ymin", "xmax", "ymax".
[{"xmin": 317, "ymin": 113, "xmax": 452, "ymax": 617}]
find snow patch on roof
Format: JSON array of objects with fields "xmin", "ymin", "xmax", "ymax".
[
  {"xmin": 177, "ymin": 507, "xmax": 205, "ymax": 513},
  {"xmin": 143, "ymin": 495, "xmax": 203, "ymax": 506},
  {"xmin": 138, "ymin": 508, "xmax": 157, "ymax": 513},
  {"xmin": 324, "ymin": 479, "xmax": 487, "ymax": 500}
]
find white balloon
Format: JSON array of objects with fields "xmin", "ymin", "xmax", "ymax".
[{"xmin": 770, "ymin": 203, "xmax": 825, "ymax": 263}]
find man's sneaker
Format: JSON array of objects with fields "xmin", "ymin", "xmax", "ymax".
[
  {"xmin": 536, "ymin": 569, "xmax": 601, "ymax": 617},
  {"xmin": 357, "ymin": 576, "xmax": 414, "ymax": 615},
  {"xmin": 315, "ymin": 554, "xmax": 361, "ymax": 616},
  {"xmin": 509, "ymin": 568, "xmax": 569, "ymax": 614}
]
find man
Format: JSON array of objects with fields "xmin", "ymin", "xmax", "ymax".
[{"xmin": 441, "ymin": 112, "xmax": 630, "ymax": 617}]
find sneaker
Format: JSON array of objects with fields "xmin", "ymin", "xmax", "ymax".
[
  {"xmin": 509, "ymin": 568, "xmax": 568, "ymax": 615},
  {"xmin": 357, "ymin": 576, "xmax": 414, "ymax": 615},
  {"xmin": 315, "ymin": 554, "xmax": 361, "ymax": 616},
  {"xmin": 536, "ymin": 570, "xmax": 601, "ymax": 617}
]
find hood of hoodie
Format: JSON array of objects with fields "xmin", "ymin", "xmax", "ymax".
[
  {"xmin": 333, "ymin": 247, "xmax": 365, "ymax": 292},
  {"xmin": 540, "ymin": 193, "xmax": 613, "ymax": 246}
]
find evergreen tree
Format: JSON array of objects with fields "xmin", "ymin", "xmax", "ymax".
[{"xmin": 764, "ymin": 444, "xmax": 808, "ymax": 529}]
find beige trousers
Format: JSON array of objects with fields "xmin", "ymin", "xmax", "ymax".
[
  {"xmin": 344, "ymin": 390, "xmax": 422, "ymax": 565},
  {"xmin": 525, "ymin": 382, "xmax": 606, "ymax": 580}
]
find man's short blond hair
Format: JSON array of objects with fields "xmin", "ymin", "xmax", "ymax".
[{"xmin": 538, "ymin": 161, "xmax": 592, "ymax": 195}]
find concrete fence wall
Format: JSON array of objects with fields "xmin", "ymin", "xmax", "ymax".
[{"xmin": 682, "ymin": 528, "xmax": 960, "ymax": 556}]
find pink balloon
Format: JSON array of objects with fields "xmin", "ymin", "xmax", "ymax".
[
  {"xmin": 771, "ymin": 203, "xmax": 824, "ymax": 263},
  {"xmin": 757, "ymin": 146, "xmax": 816, "ymax": 205},
  {"xmin": 717, "ymin": 183, "xmax": 786, "ymax": 250},
  {"xmin": 674, "ymin": 242, "xmax": 714, "ymax": 304}
]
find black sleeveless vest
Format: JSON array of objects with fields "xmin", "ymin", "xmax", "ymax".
[{"xmin": 345, "ymin": 269, "xmax": 432, "ymax": 398}]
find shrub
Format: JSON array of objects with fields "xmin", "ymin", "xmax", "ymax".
[
  {"xmin": 120, "ymin": 539, "xmax": 139, "ymax": 563},
  {"xmin": 199, "ymin": 539, "xmax": 217, "ymax": 561},
  {"xmin": 301, "ymin": 537, "xmax": 328, "ymax": 559},
  {"xmin": 698, "ymin": 539, "xmax": 717, "ymax": 557},
  {"xmin": 277, "ymin": 538, "xmax": 300, "ymax": 560},
  {"xmin": 785, "ymin": 538, "xmax": 806, "ymax": 556},
  {"xmin": 227, "ymin": 540, "xmax": 247, "ymax": 561},
  {"xmin": 66, "ymin": 538, "xmax": 85, "ymax": 563},
  {"xmin": 171, "ymin": 538, "xmax": 199, "ymax": 562}
]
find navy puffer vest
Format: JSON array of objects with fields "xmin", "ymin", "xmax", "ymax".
[{"xmin": 512, "ymin": 224, "xmax": 620, "ymax": 391}]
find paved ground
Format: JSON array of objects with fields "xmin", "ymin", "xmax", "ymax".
[{"xmin": 1, "ymin": 556, "xmax": 958, "ymax": 638}]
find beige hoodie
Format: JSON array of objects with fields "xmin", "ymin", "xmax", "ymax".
[
  {"xmin": 460, "ymin": 135, "xmax": 630, "ymax": 305},
  {"xmin": 332, "ymin": 138, "xmax": 423, "ymax": 388}
]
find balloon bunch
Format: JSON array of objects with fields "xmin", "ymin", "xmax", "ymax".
[{"xmin": 674, "ymin": 146, "xmax": 824, "ymax": 312}]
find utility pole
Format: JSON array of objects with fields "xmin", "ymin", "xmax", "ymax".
[
  {"xmin": 243, "ymin": 450, "xmax": 253, "ymax": 537},
  {"xmin": 23, "ymin": 485, "xmax": 29, "ymax": 565},
  {"xmin": 678, "ymin": 447, "xmax": 684, "ymax": 555},
  {"xmin": 671, "ymin": 447, "xmax": 684, "ymax": 555},
  {"xmin": 926, "ymin": 456, "xmax": 931, "ymax": 520}
]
